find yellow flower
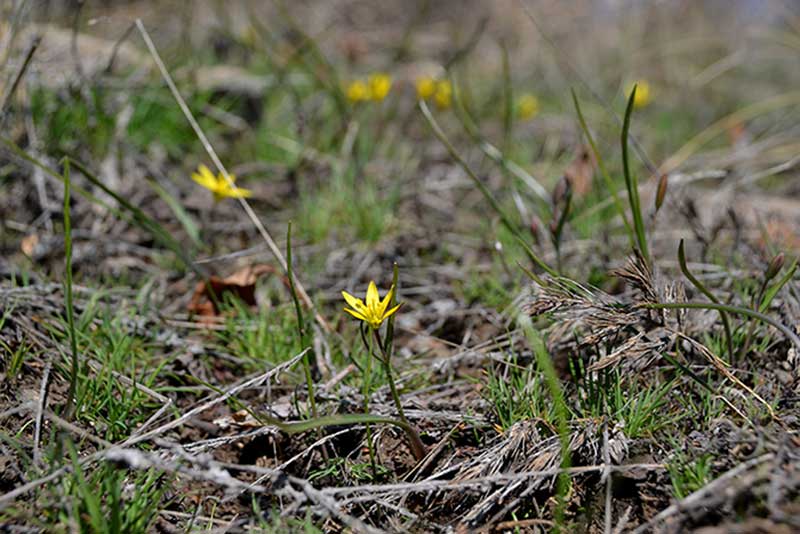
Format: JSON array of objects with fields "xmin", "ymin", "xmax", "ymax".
[
  {"xmin": 342, "ymin": 281, "xmax": 402, "ymax": 330},
  {"xmin": 346, "ymin": 80, "xmax": 369, "ymax": 102},
  {"xmin": 433, "ymin": 79, "xmax": 452, "ymax": 109},
  {"xmin": 627, "ymin": 80, "xmax": 652, "ymax": 109},
  {"xmin": 191, "ymin": 164, "xmax": 252, "ymax": 202},
  {"xmin": 368, "ymin": 73, "xmax": 392, "ymax": 101},
  {"xmin": 416, "ymin": 76, "xmax": 436, "ymax": 100},
  {"xmin": 516, "ymin": 93, "xmax": 539, "ymax": 120}
]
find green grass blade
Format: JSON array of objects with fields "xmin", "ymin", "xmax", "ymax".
[
  {"xmin": 571, "ymin": 88, "xmax": 634, "ymax": 245},
  {"xmin": 519, "ymin": 315, "xmax": 571, "ymax": 527},
  {"xmin": 759, "ymin": 258, "xmax": 797, "ymax": 312},
  {"xmin": 677, "ymin": 239, "xmax": 734, "ymax": 361},
  {"xmin": 146, "ymin": 177, "xmax": 201, "ymax": 248},
  {"xmin": 621, "ymin": 85, "xmax": 649, "ymax": 260},
  {"xmin": 419, "ymin": 99, "xmax": 557, "ymax": 276},
  {"xmin": 287, "ymin": 222, "xmax": 317, "ymax": 419},
  {"xmin": 62, "ymin": 160, "xmax": 79, "ymax": 422},
  {"xmin": 66, "ymin": 158, "xmax": 204, "ymax": 277}
]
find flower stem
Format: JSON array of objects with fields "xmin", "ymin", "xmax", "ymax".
[
  {"xmin": 374, "ymin": 329, "xmax": 425, "ymax": 461},
  {"xmin": 62, "ymin": 159, "xmax": 79, "ymax": 422},
  {"xmin": 361, "ymin": 324, "xmax": 377, "ymax": 476}
]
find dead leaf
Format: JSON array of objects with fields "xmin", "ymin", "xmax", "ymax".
[
  {"xmin": 563, "ymin": 145, "xmax": 595, "ymax": 197},
  {"xmin": 20, "ymin": 234, "xmax": 39, "ymax": 257},
  {"xmin": 188, "ymin": 264, "xmax": 285, "ymax": 319}
]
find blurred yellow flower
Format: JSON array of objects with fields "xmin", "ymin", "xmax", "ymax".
[
  {"xmin": 433, "ymin": 79, "xmax": 452, "ymax": 109},
  {"xmin": 346, "ymin": 80, "xmax": 369, "ymax": 102},
  {"xmin": 416, "ymin": 76, "xmax": 436, "ymax": 100},
  {"xmin": 627, "ymin": 80, "xmax": 652, "ymax": 109},
  {"xmin": 191, "ymin": 164, "xmax": 252, "ymax": 202},
  {"xmin": 342, "ymin": 281, "xmax": 401, "ymax": 330},
  {"xmin": 368, "ymin": 73, "xmax": 392, "ymax": 101},
  {"xmin": 517, "ymin": 93, "xmax": 539, "ymax": 120}
]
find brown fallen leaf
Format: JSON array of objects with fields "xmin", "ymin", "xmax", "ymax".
[
  {"xmin": 20, "ymin": 234, "xmax": 39, "ymax": 258},
  {"xmin": 188, "ymin": 264, "xmax": 287, "ymax": 319},
  {"xmin": 563, "ymin": 145, "xmax": 595, "ymax": 198}
]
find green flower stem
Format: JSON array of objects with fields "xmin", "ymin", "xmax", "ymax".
[
  {"xmin": 62, "ymin": 160, "xmax": 79, "ymax": 422},
  {"xmin": 644, "ymin": 302, "xmax": 800, "ymax": 351},
  {"xmin": 361, "ymin": 324, "xmax": 377, "ymax": 475},
  {"xmin": 419, "ymin": 100, "xmax": 557, "ymax": 277},
  {"xmin": 374, "ymin": 329, "xmax": 425, "ymax": 461},
  {"xmin": 737, "ymin": 278, "xmax": 769, "ymax": 362},
  {"xmin": 677, "ymin": 239, "xmax": 734, "ymax": 362},
  {"xmin": 286, "ymin": 223, "xmax": 317, "ymax": 419}
]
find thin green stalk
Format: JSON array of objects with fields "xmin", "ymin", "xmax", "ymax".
[
  {"xmin": 519, "ymin": 316, "xmax": 571, "ymax": 529},
  {"xmin": 677, "ymin": 239, "xmax": 734, "ymax": 362},
  {"xmin": 361, "ymin": 324, "xmax": 377, "ymax": 476},
  {"xmin": 570, "ymin": 89, "xmax": 634, "ymax": 245},
  {"xmin": 737, "ymin": 277, "xmax": 770, "ymax": 362},
  {"xmin": 286, "ymin": 222, "xmax": 316, "ymax": 419},
  {"xmin": 449, "ymin": 76, "xmax": 550, "ymax": 203},
  {"xmin": 644, "ymin": 301, "xmax": 800, "ymax": 351},
  {"xmin": 384, "ymin": 263, "xmax": 400, "ymax": 358},
  {"xmin": 419, "ymin": 100, "xmax": 557, "ymax": 276},
  {"xmin": 500, "ymin": 41, "xmax": 513, "ymax": 152},
  {"xmin": 373, "ymin": 329, "xmax": 425, "ymax": 461},
  {"xmin": 64, "ymin": 157, "xmax": 203, "ymax": 277},
  {"xmin": 621, "ymin": 85, "xmax": 649, "ymax": 261},
  {"xmin": 759, "ymin": 258, "xmax": 797, "ymax": 313},
  {"xmin": 62, "ymin": 160, "xmax": 79, "ymax": 422}
]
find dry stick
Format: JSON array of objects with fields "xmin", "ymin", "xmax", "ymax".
[
  {"xmin": 602, "ymin": 425, "xmax": 612, "ymax": 534},
  {"xmin": 32, "ymin": 359, "xmax": 52, "ymax": 466},
  {"xmin": 133, "ymin": 20, "xmax": 330, "ymax": 335},
  {"xmin": 122, "ymin": 349, "xmax": 308, "ymax": 448},
  {"xmin": 0, "ymin": 350, "xmax": 307, "ymax": 510},
  {"xmin": 0, "ymin": 34, "xmax": 40, "ymax": 118},
  {"xmin": 677, "ymin": 332, "xmax": 775, "ymax": 419},
  {"xmin": 632, "ymin": 453, "xmax": 774, "ymax": 534},
  {"xmin": 320, "ymin": 463, "xmax": 665, "ymax": 499}
]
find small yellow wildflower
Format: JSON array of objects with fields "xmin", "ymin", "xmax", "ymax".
[
  {"xmin": 516, "ymin": 93, "xmax": 539, "ymax": 120},
  {"xmin": 433, "ymin": 79, "xmax": 452, "ymax": 109},
  {"xmin": 416, "ymin": 76, "xmax": 436, "ymax": 100},
  {"xmin": 368, "ymin": 73, "xmax": 392, "ymax": 101},
  {"xmin": 191, "ymin": 164, "xmax": 252, "ymax": 202},
  {"xmin": 342, "ymin": 281, "xmax": 402, "ymax": 330},
  {"xmin": 346, "ymin": 79, "xmax": 369, "ymax": 103},
  {"xmin": 627, "ymin": 80, "xmax": 652, "ymax": 109}
]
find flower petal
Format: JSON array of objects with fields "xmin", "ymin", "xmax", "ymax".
[
  {"xmin": 382, "ymin": 302, "xmax": 402, "ymax": 321},
  {"xmin": 343, "ymin": 307, "xmax": 368, "ymax": 322},
  {"xmin": 342, "ymin": 291, "xmax": 366, "ymax": 312},
  {"xmin": 200, "ymin": 164, "xmax": 219, "ymax": 184},
  {"xmin": 192, "ymin": 165, "xmax": 219, "ymax": 190},
  {"xmin": 378, "ymin": 284, "xmax": 395, "ymax": 316},
  {"xmin": 366, "ymin": 281, "xmax": 379, "ymax": 309},
  {"xmin": 221, "ymin": 186, "xmax": 252, "ymax": 199}
]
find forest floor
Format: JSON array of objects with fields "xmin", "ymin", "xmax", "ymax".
[{"xmin": 0, "ymin": 1, "xmax": 799, "ymax": 532}]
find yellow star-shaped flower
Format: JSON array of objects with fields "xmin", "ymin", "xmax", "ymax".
[
  {"xmin": 191, "ymin": 164, "xmax": 252, "ymax": 202},
  {"xmin": 368, "ymin": 73, "xmax": 392, "ymax": 101},
  {"xmin": 516, "ymin": 93, "xmax": 539, "ymax": 120},
  {"xmin": 346, "ymin": 80, "xmax": 369, "ymax": 103},
  {"xmin": 416, "ymin": 76, "xmax": 436, "ymax": 100},
  {"xmin": 342, "ymin": 281, "xmax": 402, "ymax": 330},
  {"xmin": 433, "ymin": 79, "xmax": 452, "ymax": 110}
]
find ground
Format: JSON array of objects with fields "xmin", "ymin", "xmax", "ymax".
[{"xmin": 0, "ymin": 0, "xmax": 799, "ymax": 532}]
